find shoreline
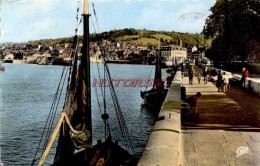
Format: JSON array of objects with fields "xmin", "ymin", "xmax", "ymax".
[{"xmin": 0, "ymin": 59, "xmax": 151, "ymax": 65}]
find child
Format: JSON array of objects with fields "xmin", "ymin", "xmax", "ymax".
[
  {"xmin": 186, "ymin": 92, "xmax": 202, "ymax": 118},
  {"xmin": 188, "ymin": 66, "xmax": 195, "ymax": 85},
  {"xmin": 223, "ymin": 78, "xmax": 230, "ymax": 92},
  {"xmin": 216, "ymin": 70, "xmax": 223, "ymax": 92},
  {"xmin": 198, "ymin": 73, "xmax": 201, "ymax": 84},
  {"xmin": 203, "ymin": 67, "xmax": 209, "ymax": 84}
]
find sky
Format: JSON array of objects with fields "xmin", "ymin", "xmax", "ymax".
[{"xmin": 0, "ymin": 0, "xmax": 216, "ymax": 43}]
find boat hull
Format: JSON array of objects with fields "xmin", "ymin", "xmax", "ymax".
[
  {"xmin": 141, "ymin": 89, "xmax": 168, "ymax": 109},
  {"xmin": 3, "ymin": 60, "xmax": 13, "ymax": 63},
  {"xmin": 53, "ymin": 139, "xmax": 137, "ymax": 166}
]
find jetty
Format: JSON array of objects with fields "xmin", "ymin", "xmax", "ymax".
[
  {"xmin": 138, "ymin": 69, "xmax": 182, "ymax": 166},
  {"xmin": 138, "ymin": 66, "xmax": 260, "ymax": 165}
]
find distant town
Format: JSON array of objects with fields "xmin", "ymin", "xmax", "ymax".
[
  {"xmin": 0, "ymin": 28, "xmax": 210, "ymax": 66},
  {"xmin": 0, "ymin": 40, "xmax": 206, "ymax": 66}
]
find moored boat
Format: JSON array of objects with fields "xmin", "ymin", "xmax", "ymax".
[
  {"xmin": 140, "ymin": 45, "xmax": 168, "ymax": 110},
  {"xmin": 32, "ymin": 1, "xmax": 137, "ymax": 165},
  {"xmin": 0, "ymin": 64, "xmax": 5, "ymax": 71}
]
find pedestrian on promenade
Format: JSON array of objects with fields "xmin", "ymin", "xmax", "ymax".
[
  {"xmin": 223, "ymin": 77, "xmax": 230, "ymax": 93},
  {"xmin": 216, "ymin": 69, "xmax": 223, "ymax": 92},
  {"xmin": 188, "ymin": 66, "xmax": 195, "ymax": 85},
  {"xmin": 198, "ymin": 73, "xmax": 201, "ymax": 84},
  {"xmin": 186, "ymin": 92, "xmax": 202, "ymax": 118},
  {"xmin": 240, "ymin": 67, "xmax": 249, "ymax": 87},
  {"xmin": 203, "ymin": 66, "xmax": 209, "ymax": 84}
]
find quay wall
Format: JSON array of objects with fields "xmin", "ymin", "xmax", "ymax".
[
  {"xmin": 213, "ymin": 62, "xmax": 260, "ymax": 75},
  {"xmin": 13, "ymin": 60, "xmax": 26, "ymax": 64},
  {"xmin": 209, "ymin": 66, "xmax": 260, "ymax": 96},
  {"xmin": 232, "ymin": 74, "xmax": 260, "ymax": 96},
  {"xmin": 137, "ymin": 71, "xmax": 182, "ymax": 166}
]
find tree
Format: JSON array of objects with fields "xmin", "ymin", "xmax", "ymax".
[
  {"xmin": 160, "ymin": 38, "xmax": 164, "ymax": 43},
  {"xmin": 204, "ymin": 0, "xmax": 260, "ymax": 62}
]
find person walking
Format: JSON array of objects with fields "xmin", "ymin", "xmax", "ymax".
[
  {"xmin": 188, "ymin": 66, "xmax": 195, "ymax": 85},
  {"xmin": 198, "ymin": 73, "xmax": 201, "ymax": 84},
  {"xmin": 186, "ymin": 92, "xmax": 202, "ymax": 118},
  {"xmin": 241, "ymin": 67, "xmax": 249, "ymax": 87},
  {"xmin": 223, "ymin": 77, "xmax": 230, "ymax": 93},
  {"xmin": 203, "ymin": 66, "xmax": 209, "ymax": 84},
  {"xmin": 216, "ymin": 69, "xmax": 223, "ymax": 92}
]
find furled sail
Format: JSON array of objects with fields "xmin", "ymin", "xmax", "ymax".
[
  {"xmin": 53, "ymin": 3, "xmax": 92, "ymax": 164},
  {"xmin": 35, "ymin": 1, "xmax": 137, "ymax": 165}
]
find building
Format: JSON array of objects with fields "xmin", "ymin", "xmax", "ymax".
[
  {"xmin": 161, "ymin": 46, "xmax": 187, "ymax": 66},
  {"xmin": 192, "ymin": 47, "xmax": 205, "ymax": 62},
  {"xmin": 192, "ymin": 45, "xmax": 198, "ymax": 52},
  {"xmin": 187, "ymin": 46, "xmax": 193, "ymax": 59}
]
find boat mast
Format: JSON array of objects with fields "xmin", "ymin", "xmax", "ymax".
[
  {"xmin": 82, "ymin": 0, "xmax": 92, "ymax": 144},
  {"xmin": 35, "ymin": 1, "xmax": 92, "ymax": 165},
  {"xmin": 153, "ymin": 37, "xmax": 162, "ymax": 90}
]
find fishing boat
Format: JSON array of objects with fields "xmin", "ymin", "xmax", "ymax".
[
  {"xmin": 0, "ymin": 64, "xmax": 5, "ymax": 71},
  {"xmin": 140, "ymin": 45, "xmax": 168, "ymax": 109},
  {"xmin": 32, "ymin": 1, "xmax": 136, "ymax": 165},
  {"xmin": 166, "ymin": 66, "xmax": 175, "ymax": 73},
  {"xmin": 3, "ymin": 59, "xmax": 13, "ymax": 63}
]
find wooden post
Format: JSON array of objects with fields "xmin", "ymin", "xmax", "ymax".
[{"xmin": 83, "ymin": 0, "xmax": 88, "ymax": 15}]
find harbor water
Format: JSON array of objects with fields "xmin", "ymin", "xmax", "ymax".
[{"xmin": 0, "ymin": 63, "xmax": 159, "ymax": 165}]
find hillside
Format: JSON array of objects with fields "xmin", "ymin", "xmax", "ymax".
[{"xmin": 30, "ymin": 28, "xmax": 212, "ymax": 47}]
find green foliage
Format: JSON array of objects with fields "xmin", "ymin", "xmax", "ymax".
[
  {"xmin": 204, "ymin": 0, "xmax": 260, "ymax": 62},
  {"xmin": 31, "ymin": 28, "xmax": 211, "ymax": 47}
]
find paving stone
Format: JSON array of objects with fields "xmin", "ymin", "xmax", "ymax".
[{"xmin": 181, "ymin": 67, "xmax": 260, "ymax": 166}]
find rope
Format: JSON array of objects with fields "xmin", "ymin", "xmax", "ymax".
[
  {"xmin": 31, "ymin": 65, "xmax": 67, "ymax": 166},
  {"xmin": 104, "ymin": 63, "xmax": 136, "ymax": 155},
  {"xmin": 92, "ymin": 2, "xmax": 100, "ymax": 33},
  {"xmin": 103, "ymin": 58, "xmax": 107, "ymax": 139},
  {"xmin": 90, "ymin": 2, "xmax": 135, "ymax": 154},
  {"xmin": 90, "ymin": 5, "xmax": 112, "ymax": 139},
  {"xmin": 91, "ymin": 63, "xmax": 111, "ymax": 139},
  {"xmin": 75, "ymin": 0, "xmax": 81, "ymax": 34},
  {"xmin": 38, "ymin": 112, "xmax": 88, "ymax": 166},
  {"xmin": 93, "ymin": 60, "xmax": 111, "ymax": 140},
  {"xmin": 31, "ymin": 4, "xmax": 82, "ymax": 165},
  {"xmin": 42, "ymin": 65, "xmax": 70, "ymax": 152},
  {"xmin": 92, "ymin": 68, "xmax": 102, "ymax": 115},
  {"xmin": 42, "ymin": 33, "xmax": 79, "ymax": 152},
  {"xmin": 43, "ymin": 0, "xmax": 82, "ymax": 152}
]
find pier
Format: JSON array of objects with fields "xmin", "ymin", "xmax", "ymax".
[
  {"xmin": 138, "ymin": 67, "xmax": 260, "ymax": 165},
  {"xmin": 138, "ymin": 70, "xmax": 182, "ymax": 166}
]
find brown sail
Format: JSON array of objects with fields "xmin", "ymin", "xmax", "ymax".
[
  {"xmin": 35, "ymin": 1, "xmax": 137, "ymax": 165},
  {"xmin": 53, "ymin": 1, "xmax": 92, "ymax": 164}
]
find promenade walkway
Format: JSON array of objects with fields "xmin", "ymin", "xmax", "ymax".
[{"xmin": 180, "ymin": 75, "xmax": 260, "ymax": 165}]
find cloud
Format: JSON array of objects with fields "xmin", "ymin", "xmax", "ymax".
[
  {"xmin": 0, "ymin": 0, "xmax": 215, "ymax": 43},
  {"xmin": 1, "ymin": 0, "xmax": 78, "ymax": 42},
  {"xmin": 93, "ymin": 0, "xmax": 210, "ymax": 1},
  {"xmin": 135, "ymin": 1, "xmax": 213, "ymax": 33}
]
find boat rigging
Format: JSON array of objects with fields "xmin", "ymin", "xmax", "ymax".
[{"xmin": 31, "ymin": 0, "xmax": 137, "ymax": 165}]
